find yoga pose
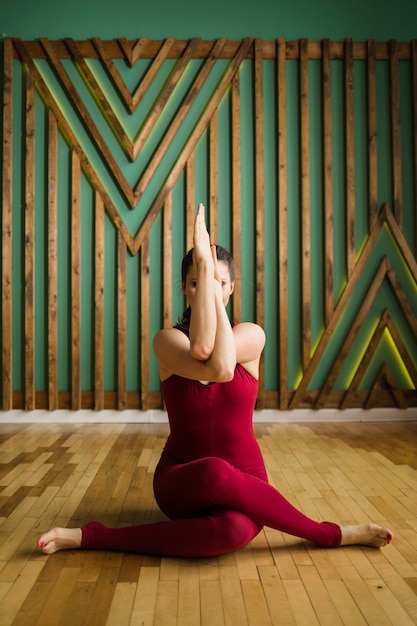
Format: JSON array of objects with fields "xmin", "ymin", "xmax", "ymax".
[{"xmin": 39, "ymin": 204, "xmax": 393, "ymax": 556}]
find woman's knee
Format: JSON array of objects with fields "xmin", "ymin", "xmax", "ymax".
[
  {"xmin": 154, "ymin": 457, "xmax": 243, "ymax": 518},
  {"xmin": 211, "ymin": 510, "xmax": 261, "ymax": 553},
  {"xmin": 193, "ymin": 457, "xmax": 237, "ymax": 497}
]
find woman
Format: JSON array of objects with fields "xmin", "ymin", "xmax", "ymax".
[{"xmin": 38, "ymin": 204, "xmax": 393, "ymax": 555}]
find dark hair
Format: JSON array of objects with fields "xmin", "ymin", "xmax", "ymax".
[{"xmin": 176, "ymin": 244, "xmax": 235, "ymax": 331}]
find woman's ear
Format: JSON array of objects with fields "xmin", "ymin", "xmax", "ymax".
[{"xmin": 230, "ymin": 281, "xmax": 235, "ymax": 295}]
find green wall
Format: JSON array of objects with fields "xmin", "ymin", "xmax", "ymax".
[
  {"xmin": 1, "ymin": 0, "xmax": 416, "ymax": 41},
  {"xmin": 1, "ymin": 1, "xmax": 417, "ymax": 407}
]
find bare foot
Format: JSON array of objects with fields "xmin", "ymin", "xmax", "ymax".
[
  {"xmin": 340, "ymin": 523, "xmax": 393, "ymax": 548},
  {"xmin": 38, "ymin": 527, "xmax": 82, "ymax": 555}
]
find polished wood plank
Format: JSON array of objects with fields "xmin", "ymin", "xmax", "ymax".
[{"xmin": 0, "ymin": 421, "xmax": 416, "ymax": 625}]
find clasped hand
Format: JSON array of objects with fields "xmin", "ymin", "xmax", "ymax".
[{"xmin": 193, "ymin": 204, "xmax": 221, "ymax": 283}]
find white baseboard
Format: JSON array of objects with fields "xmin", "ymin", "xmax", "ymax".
[{"xmin": 0, "ymin": 408, "xmax": 416, "ymax": 423}]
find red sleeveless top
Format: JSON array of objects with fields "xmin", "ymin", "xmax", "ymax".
[{"xmin": 158, "ymin": 364, "xmax": 268, "ymax": 481}]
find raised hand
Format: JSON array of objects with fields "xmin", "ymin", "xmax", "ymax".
[
  {"xmin": 211, "ymin": 244, "xmax": 222, "ymax": 284},
  {"xmin": 192, "ymin": 203, "xmax": 213, "ymax": 267}
]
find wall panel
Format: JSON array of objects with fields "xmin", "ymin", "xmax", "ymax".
[{"xmin": 2, "ymin": 38, "xmax": 417, "ymax": 411}]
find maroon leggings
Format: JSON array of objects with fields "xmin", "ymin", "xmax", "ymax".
[{"xmin": 81, "ymin": 456, "xmax": 341, "ymax": 556}]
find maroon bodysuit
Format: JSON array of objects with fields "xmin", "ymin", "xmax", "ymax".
[{"xmin": 81, "ymin": 362, "xmax": 341, "ymax": 556}]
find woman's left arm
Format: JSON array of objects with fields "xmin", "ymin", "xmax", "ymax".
[{"xmin": 233, "ymin": 322, "xmax": 266, "ymax": 379}]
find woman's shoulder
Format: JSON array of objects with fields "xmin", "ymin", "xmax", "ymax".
[
  {"xmin": 153, "ymin": 326, "xmax": 188, "ymax": 350},
  {"xmin": 154, "ymin": 325, "xmax": 187, "ymax": 336},
  {"xmin": 233, "ymin": 321, "xmax": 266, "ymax": 341}
]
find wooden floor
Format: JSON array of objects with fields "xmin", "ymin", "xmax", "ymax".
[{"xmin": 0, "ymin": 420, "xmax": 417, "ymax": 626}]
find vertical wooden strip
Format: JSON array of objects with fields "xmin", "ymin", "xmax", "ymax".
[
  {"xmin": 2, "ymin": 39, "xmax": 13, "ymax": 410},
  {"xmin": 209, "ymin": 109, "xmax": 219, "ymax": 242},
  {"xmin": 254, "ymin": 38, "xmax": 265, "ymax": 406},
  {"xmin": 47, "ymin": 109, "xmax": 58, "ymax": 410},
  {"xmin": 117, "ymin": 232, "xmax": 127, "ymax": 410},
  {"xmin": 412, "ymin": 40, "xmax": 417, "ymax": 259},
  {"xmin": 277, "ymin": 38, "xmax": 288, "ymax": 409},
  {"xmin": 389, "ymin": 39, "xmax": 403, "ymax": 226},
  {"xmin": 24, "ymin": 68, "xmax": 36, "ymax": 410},
  {"xmin": 367, "ymin": 40, "xmax": 378, "ymax": 223},
  {"xmin": 345, "ymin": 38, "xmax": 356, "ymax": 277},
  {"xmin": 163, "ymin": 195, "xmax": 173, "ymax": 329},
  {"xmin": 300, "ymin": 39, "xmax": 311, "ymax": 370},
  {"xmin": 231, "ymin": 70, "xmax": 242, "ymax": 322},
  {"xmin": 186, "ymin": 153, "xmax": 195, "ymax": 251},
  {"xmin": 141, "ymin": 236, "xmax": 151, "ymax": 410},
  {"xmin": 71, "ymin": 152, "xmax": 81, "ymax": 409},
  {"xmin": 94, "ymin": 192, "xmax": 105, "ymax": 410},
  {"xmin": 322, "ymin": 39, "xmax": 334, "ymax": 325}
]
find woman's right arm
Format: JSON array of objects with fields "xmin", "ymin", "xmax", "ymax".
[
  {"xmin": 187, "ymin": 205, "xmax": 217, "ymax": 360},
  {"xmin": 153, "ymin": 204, "xmax": 236, "ymax": 382},
  {"xmin": 188, "ymin": 258, "xmax": 216, "ymax": 361},
  {"xmin": 153, "ymin": 323, "xmax": 234, "ymax": 382},
  {"xmin": 154, "ymin": 252, "xmax": 237, "ymax": 382}
]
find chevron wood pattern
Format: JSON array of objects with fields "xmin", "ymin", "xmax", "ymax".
[{"xmin": 2, "ymin": 38, "xmax": 417, "ymax": 412}]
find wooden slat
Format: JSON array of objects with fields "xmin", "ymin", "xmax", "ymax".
[
  {"xmin": 94, "ymin": 193, "xmax": 105, "ymax": 410},
  {"xmin": 341, "ymin": 309, "xmax": 393, "ymax": 410},
  {"xmin": 345, "ymin": 38, "xmax": 356, "ymax": 278},
  {"xmin": 384, "ymin": 265, "xmax": 417, "ymax": 355},
  {"xmin": 64, "ymin": 38, "xmax": 132, "ymax": 157},
  {"xmin": 2, "ymin": 38, "xmax": 13, "ymax": 410},
  {"xmin": 39, "ymin": 37, "xmax": 135, "ymax": 207},
  {"xmin": 289, "ymin": 205, "xmax": 390, "ymax": 408},
  {"xmin": 13, "ymin": 39, "xmax": 135, "ymax": 254},
  {"xmin": 300, "ymin": 39, "xmax": 311, "ymax": 371},
  {"xmin": 93, "ymin": 36, "xmax": 157, "ymax": 112},
  {"xmin": 231, "ymin": 70, "xmax": 242, "ymax": 322},
  {"xmin": 277, "ymin": 38, "xmax": 288, "ymax": 409},
  {"xmin": 130, "ymin": 37, "xmax": 254, "ymax": 256},
  {"xmin": 367, "ymin": 39, "xmax": 378, "ymax": 221},
  {"xmin": 117, "ymin": 36, "xmax": 150, "ymax": 67},
  {"xmin": 10, "ymin": 385, "xmax": 416, "ymax": 411},
  {"xmin": 4, "ymin": 36, "xmax": 417, "ymax": 413},
  {"xmin": 186, "ymin": 153, "xmax": 195, "ymax": 252},
  {"xmin": 386, "ymin": 202, "xmax": 417, "ymax": 280},
  {"xmin": 342, "ymin": 308, "xmax": 417, "ymax": 410},
  {"xmin": 389, "ymin": 39, "xmax": 403, "ymax": 226},
  {"xmin": 71, "ymin": 152, "xmax": 81, "ymax": 409},
  {"xmin": 133, "ymin": 38, "xmax": 227, "ymax": 198},
  {"xmin": 47, "ymin": 109, "xmax": 59, "ymax": 410},
  {"xmin": 24, "ymin": 67, "xmax": 36, "ymax": 410},
  {"xmin": 163, "ymin": 194, "xmax": 173, "ymax": 329},
  {"xmin": 317, "ymin": 254, "xmax": 417, "ymax": 410},
  {"xmin": 413, "ymin": 40, "xmax": 417, "ymax": 259},
  {"xmin": 12, "ymin": 38, "xmax": 417, "ymax": 62},
  {"xmin": 117, "ymin": 232, "xmax": 127, "ymax": 410},
  {"xmin": 254, "ymin": 38, "xmax": 265, "ymax": 408},
  {"xmin": 314, "ymin": 257, "xmax": 389, "ymax": 409},
  {"xmin": 132, "ymin": 37, "xmax": 202, "ymax": 162},
  {"xmin": 141, "ymin": 236, "xmax": 151, "ymax": 410},
  {"xmin": 322, "ymin": 39, "xmax": 334, "ymax": 324},
  {"xmin": 365, "ymin": 363, "xmax": 408, "ymax": 409},
  {"xmin": 209, "ymin": 108, "xmax": 219, "ymax": 243}
]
